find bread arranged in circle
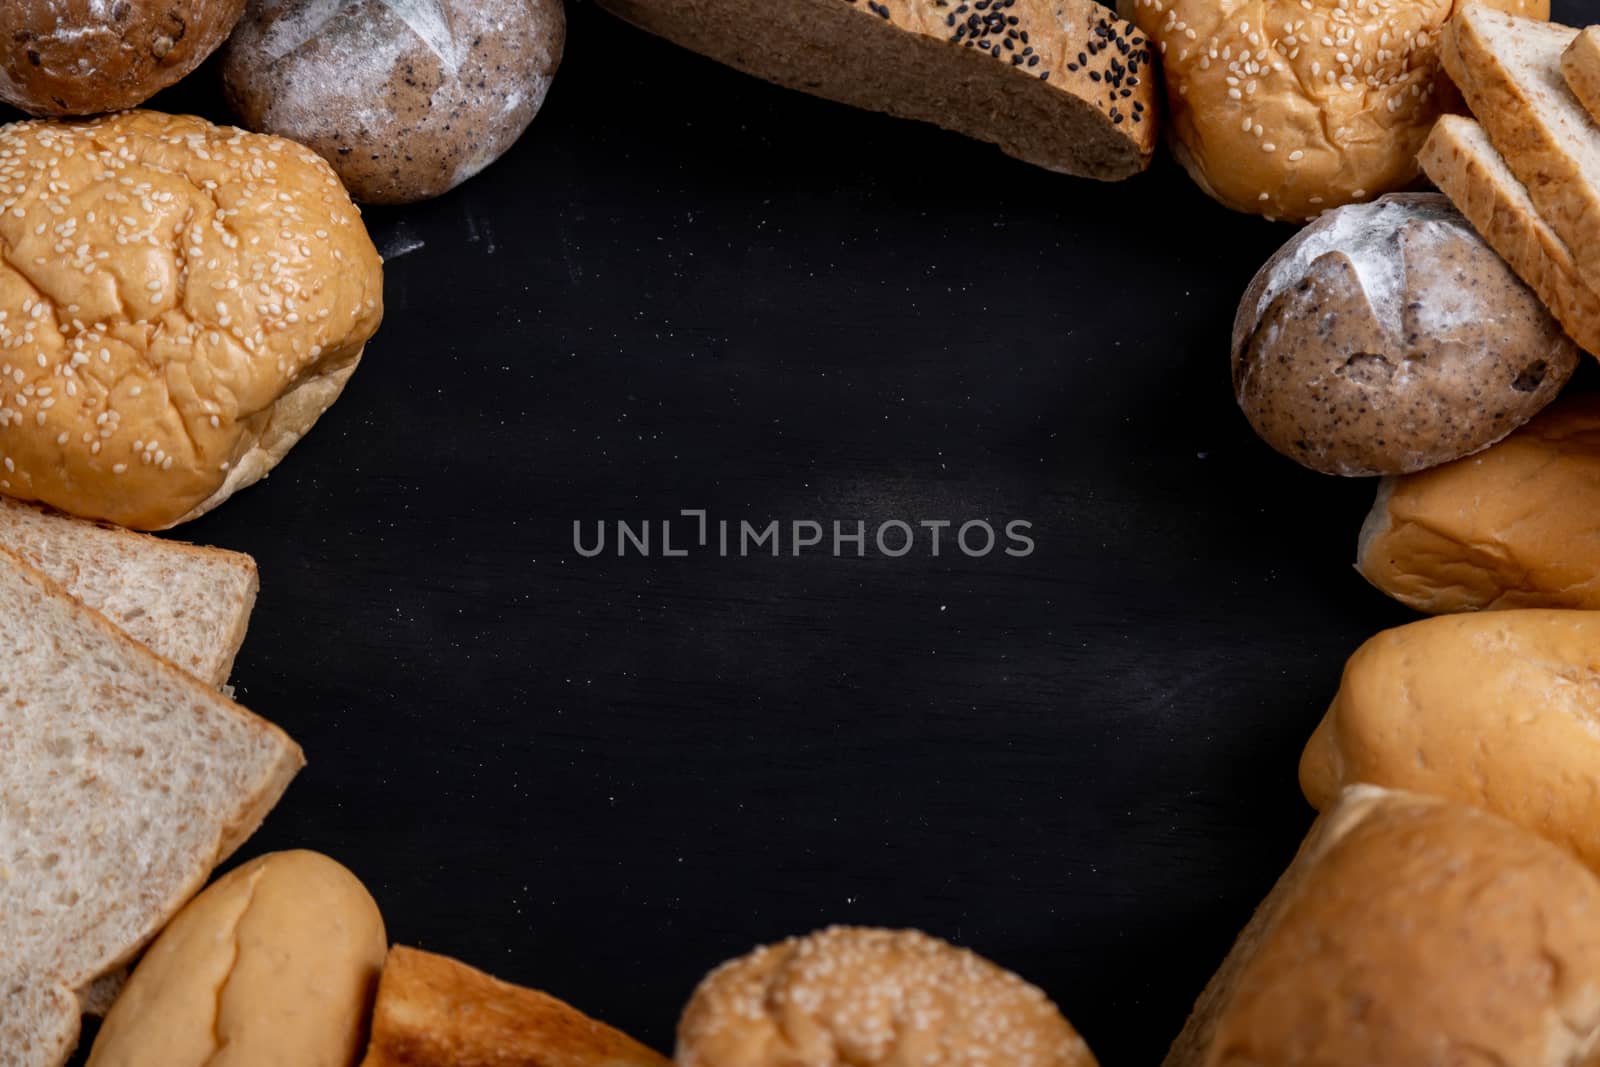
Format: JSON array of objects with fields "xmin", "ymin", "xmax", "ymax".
[
  {"xmin": 223, "ymin": 0, "xmax": 566, "ymax": 205},
  {"xmin": 677, "ymin": 926, "xmax": 1098, "ymax": 1067},
  {"xmin": 1119, "ymin": 0, "xmax": 1549, "ymax": 221},
  {"xmin": 0, "ymin": 110, "xmax": 383, "ymax": 530},
  {"xmin": 0, "ymin": 0, "xmax": 246, "ymax": 117},
  {"xmin": 1232, "ymin": 193, "xmax": 1577, "ymax": 476}
]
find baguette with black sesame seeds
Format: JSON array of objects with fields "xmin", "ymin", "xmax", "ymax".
[{"xmin": 593, "ymin": 0, "xmax": 1159, "ymax": 181}]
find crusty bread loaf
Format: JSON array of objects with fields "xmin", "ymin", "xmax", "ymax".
[
  {"xmin": 1164, "ymin": 786, "xmax": 1600, "ymax": 1066},
  {"xmin": 1440, "ymin": 8, "xmax": 1600, "ymax": 292},
  {"xmin": 1421, "ymin": 114, "xmax": 1600, "ymax": 353},
  {"xmin": 0, "ymin": 497, "xmax": 256, "ymax": 686},
  {"xmin": 1121, "ymin": 0, "xmax": 1548, "ymax": 222},
  {"xmin": 358, "ymin": 945, "xmax": 669, "ymax": 1067},
  {"xmin": 1564, "ymin": 26, "xmax": 1600, "ymax": 122},
  {"xmin": 0, "ymin": 546, "xmax": 302, "ymax": 1067},
  {"xmin": 678, "ymin": 926, "xmax": 1097, "ymax": 1067},
  {"xmin": 1356, "ymin": 395, "xmax": 1600, "ymax": 612},
  {"xmin": 1301, "ymin": 611, "xmax": 1600, "ymax": 872},
  {"xmin": 0, "ymin": 111, "xmax": 384, "ymax": 530},
  {"xmin": 594, "ymin": 0, "xmax": 1158, "ymax": 181}
]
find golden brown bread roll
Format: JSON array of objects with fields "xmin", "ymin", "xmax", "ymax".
[
  {"xmin": 1301, "ymin": 611, "xmax": 1600, "ymax": 873},
  {"xmin": 1, "ymin": 0, "xmax": 245, "ymax": 117},
  {"xmin": 359, "ymin": 945, "xmax": 669, "ymax": 1067},
  {"xmin": 1357, "ymin": 394, "xmax": 1600, "ymax": 612},
  {"xmin": 0, "ymin": 111, "xmax": 383, "ymax": 529},
  {"xmin": 1165, "ymin": 786, "xmax": 1600, "ymax": 1066},
  {"xmin": 678, "ymin": 926, "xmax": 1097, "ymax": 1067},
  {"xmin": 1119, "ymin": 0, "xmax": 1548, "ymax": 221}
]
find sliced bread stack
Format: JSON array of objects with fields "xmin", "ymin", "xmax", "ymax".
[
  {"xmin": 1420, "ymin": 6, "xmax": 1600, "ymax": 353},
  {"xmin": 0, "ymin": 504, "xmax": 301, "ymax": 1067}
]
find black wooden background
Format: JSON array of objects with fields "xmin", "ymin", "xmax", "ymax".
[{"xmin": 34, "ymin": 0, "xmax": 1590, "ymax": 1061}]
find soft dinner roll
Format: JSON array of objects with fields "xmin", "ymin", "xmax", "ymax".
[
  {"xmin": 1301, "ymin": 611, "xmax": 1600, "ymax": 873},
  {"xmin": 677, "ymin": 926, "xmax": 1098, "ymax": 1067},
  {"xmin": 87, "ymin": 851, "xmax": 386, "ymax": 1067},
  {"xmin": 1, "ymin": 0, "xmax": 245, "ymax": 116},
  {"xmin": 1164, "ymin": 786, "xmax": 1600, "ymax": 1066},
  {"xmin": 0, "ymin": 111, "xmax": 383, "ymax": 529},
  {"xmin": 1357, "ymin": 394, "xmax": 1600, "ymax": 612},
  {"xmin": 1118, "ymin": 0, "xmax": 1548, "ymax": 221}
]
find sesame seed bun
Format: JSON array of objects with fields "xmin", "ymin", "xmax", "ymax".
[
  {"xmin": 1119, "ymin": 0, "xmax": 1549, "ymax": 222},
  {"xmin": 676, "ymin": 926, "xmax": 1098, "ymax": 1067},
  {"xmin": 0, "ymin": 110, "xmax": 383, "ymax": 530}
]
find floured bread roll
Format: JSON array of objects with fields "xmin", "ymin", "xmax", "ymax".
[
  {"xmin": 0, "ymin": 111, "xmax": 383, "ymax": 529},
  {"xmin": 677, "ymin": 926, "xmax": 1098, "ymax": 1067}
]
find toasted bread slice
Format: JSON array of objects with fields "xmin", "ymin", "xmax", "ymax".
[
  {"xmin": 359, "ymin": 946, "xmax": 670, "ymax": 1067},
  {"xmin": 0, "ymin": 497, "xmax": 257, "ymax": 687},
  {"xmin": 1562, "ymin": 26, "xmax": 1600, "ymax": 122},
  {"xmin": 1439, "ymin": 7, "xmax": 1600, "ymax": 288},
  {"xmin": 1420, "ymin": 114, "xmax": 1600, "ymax": 353},
  {"xmin": 0, "ymin": 547, "xmax": 302, "ymax": 1067}
]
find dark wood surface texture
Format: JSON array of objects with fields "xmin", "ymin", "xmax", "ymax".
[{"xmin": 35, "ymin": 0, "xmax": 1592, "ymax": 1060}]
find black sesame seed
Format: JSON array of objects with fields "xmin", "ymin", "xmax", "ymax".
[
  {"xmin": 1089, "ymin": 70, "xmax": 1100, "ymax": 81},
  {"xmin": 1040, "ymin": 70, "xmax": 1049, "ymax": 80}
]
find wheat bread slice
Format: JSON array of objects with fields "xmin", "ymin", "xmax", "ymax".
[
  {"xmin": 0, "ymin": 498, "xmax": 257, "ymax": 687},
  {"xmin": 1563, "ymin": 27, "xmax": 1600, "ymax": 123},
  {"xmin": 1438, "ymin": 7, "xmax": 1600, "ymax": 289},
  {"xmin": 593, "ymin": 0, "xmax": 1158, "ymax": 181},
  {"xmin": 1420, "ymin": 114, "xmax": 1600, "ymax": 353},
  {"xmin": 0, "ymin": 546, "xmax": 302, "ymax": 1067}
]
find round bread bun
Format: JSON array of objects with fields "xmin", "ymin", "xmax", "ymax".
[
  {"xmin": 0, "ymin": 110, "xmax": 383, "ymax": 530},
  {"xmin": 676, "ymin": 926, "xmax": 1098, "ymax": 1067},
  {"xmin": 221, "ymin": 0, "xmax": 566, "ymax": 205},
  {"xmin": 1233, "ymin": 193, "xmax": 1578, "ymax": 476},
  {"xmin": 1118, "ymin": 0, "xmax": 1548, "ymax": 222},
  {"xmin": 0, "ymin": 0, "xmax": 246, "ymax": 117}
]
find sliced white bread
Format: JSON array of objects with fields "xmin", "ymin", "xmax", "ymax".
[
  {"xmin": 1563, "ymin": 26, "xmax": 1600, "ymax": 123},
  {"xmin": 1420, "ymin": 115, "xmax": 1600, "ymax": 353},
  {"xmin": 1439, "ymin": 7, "xmax": 1600, "ymax": 289},
  {"xmin": 0, "ymin": 498, "xmax": 257, "ymax": 687},
  {"xmin": 0, "ymin": 547, "xmax": 302, "ymax": 1067}
]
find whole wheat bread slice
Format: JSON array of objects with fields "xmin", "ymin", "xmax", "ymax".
[
  {"xmin": 0, "ymin": 546, "xmax": 302, "ymax": 1067},
  {"xmin": 0, "ymin": 498, "xmax": 257, "ymax": 687},
  {"xmin": 1439, "ymin": 7, "xmax": 1600, "ymax": 288},
  {"xmin": 1563, "ymin": 27, "xmax": 1600, "ymax": 123},
  {"xmin": 594, "ymin": 0, "xmax": 1158, "ymax": 181},
  {"xmin": 1421, "ymin": 114, "xmax": 1600, "ymax": 353}
]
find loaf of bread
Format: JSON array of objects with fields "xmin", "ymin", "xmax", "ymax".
[
  {"xmin": 1357, "ymin": 395, "xmax": 1600, "ymax": 612},
  {"xmin": 0, "ymin": 0, "xmax": 244, "ymax": 116},
  {"xmin": 1164, "ymin": 786, "xmax": 1600, "ymax": 1066},
  {"xmin": 359, "ymin": 945, "xmax": 669, "ymax": 1067},
  {"xmin": 1118, "ymin": 0, "xmax": 1548, "ymax": 221},
  {"xmin": 1301, "ymin": 611, "xmax": 1600, "ymax": 872},
  {"xmin": 678, "ymin": 926, "xmax": 1097, "ymax": 1067},
  {"xmin": 0, "ymin": 111, "xmax": 383, "ymax": 529},
  {"xmin": 87, "ymin": 851, "xmax": 386, "ymax": 1067},
  {"xmin": 1233, "ymin": 193, "xmax": 1577, "ymax": 475},
  {"xmin": 594, "ymin": 0, "xmax": 1159, "ymax": 182},
  {"xmin": 223, "ymin": 0, "xmax": 566, "ymax": 204}
]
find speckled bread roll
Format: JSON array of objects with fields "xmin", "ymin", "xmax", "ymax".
[
  {"xmin": 1300, "ymin": 611, "xmax": 1600, "ymax": 873},
  {"xmin": 1163, "ymin": 786, "xmax": 1600, "ymax": 1067},
  {"xmin": 222, "ymin": 0, "xmax": 565, "ymax": 205},
  {"xmin": 1356, "ymin": 395, "xmax": 1600, "ymax": 613},
  {"xmin": 1233, "ymin": 193, "xmax": 1576, "ymax": 476},
  {"xmin": 677, "ymin": 927, "xmax": 1098, "ymax": 1067},
  {"xmin": 1117, "ymin": 0, "xmax": 1548, "ymax": 221},
  {"xmin": 0, "ymin": 111, "xmax": 383, "ymax": 530},
  {"xmin": 0, "ymin": 0, "xmax": 245, "ymax": 116}
]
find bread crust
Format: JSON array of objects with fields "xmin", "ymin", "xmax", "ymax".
[
  {"xmin": 0, "ymin": 0, "xmax": 245, "ymax": 116},
  {"xmin": 677, "ymin": 926, "xmax": 1097, "ymax": 1067},
  {"xmin": 0, "ymin": 111, "xmax": 383, "ymax": 530},
  {"xmin": 1123, "ymin": 0, "xmax": 1547, "ymax": 221},
  {"xmin": 595, "ymin": 0, "xmax": 1158, "ymax": 181},
  {"xmin": 1564, "ymin": 27, "xmax": 1600, "ymax": 122}
]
